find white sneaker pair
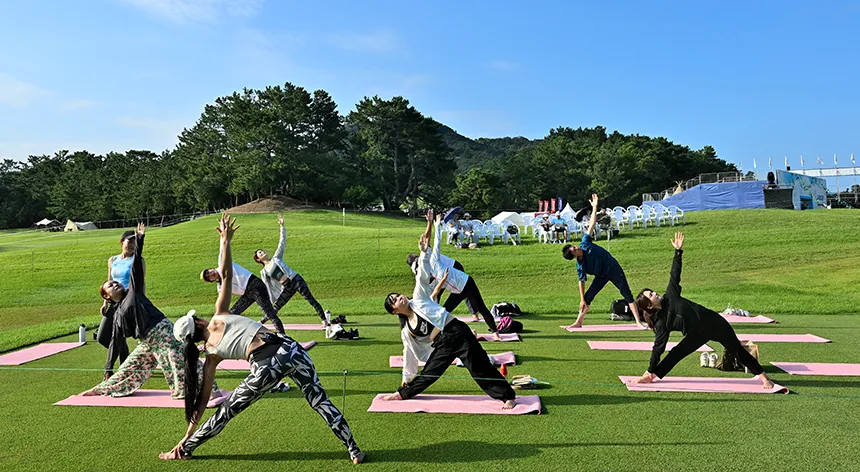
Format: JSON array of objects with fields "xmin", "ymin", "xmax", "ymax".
[{"xmin": 700, "ymin": 352, "xmax": 719, "ymax": 368}]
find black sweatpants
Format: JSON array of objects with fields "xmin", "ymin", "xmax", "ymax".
[
  {"xmin": 583, "ymin": 263, "xmax": 634, "ymax": 305},
  {"xmin": 443, "ymin": 276, "xmax": 497, "ymax": 332},
  {"xmin": 229, "ymin": 275, "xmax": 284, "ymax": 334},
  {"xmin": 398, "ymin": 319, "xmax": 515, "ymax": 401},
  {"xmin": 654, "ymin": 316, "xmax": 764, "ymax": 378},
  {"xmin": 450, "ymin": 261, "xmax": 475, "ymax": 315}
]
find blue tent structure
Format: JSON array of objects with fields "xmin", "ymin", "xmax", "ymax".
[{"xmin": 655, "ymin": 181, "xmax": 768, "ymax": 212}]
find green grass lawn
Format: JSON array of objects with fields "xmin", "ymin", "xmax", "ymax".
[{"xmin": 1, "ymin": 209, "xmax": 859, "ymax": 471}]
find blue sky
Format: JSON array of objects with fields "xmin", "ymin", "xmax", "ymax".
[{"xmin": 1, "ymin": 0, "xmax": 859, "ymax": 187}]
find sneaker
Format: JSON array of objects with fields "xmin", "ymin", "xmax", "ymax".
[
  {"xmin": 269, "ymin": 382, "xmax": 290, "ymax": 393},
  {"xmin": 708, "ymin": 353, "xmax": 719, "ymax": 368},
  {"xmin": 700, "ymin": 352, "xmax": 710, "ymax": 367}
]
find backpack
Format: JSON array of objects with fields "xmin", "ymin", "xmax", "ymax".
[
  {"xmin": 609, "ymin": 299, "xmax": 634, "ymax": 321},
  {"xmin": 491, "ymin": 302, "xmax": 521, "ymax": 318},
  {"xmin": 497, "ymin": 315, "xmax": 523, "ymax": 333},
  {"xmin": 717, "ymin": 341, "xmax": 759, "ymax": 372},
  {"xmin": 506, "ymin": 225, "xmax": 519, "ymax": 235}
]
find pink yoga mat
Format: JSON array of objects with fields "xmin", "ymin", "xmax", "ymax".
[
  {"xmin": 388, "ymin": 351, "xmax": 516, "ymax": 368},
  {"xmin": 0, "ymin": 342, "xmax": 84, "ymax": 366},
  {"xmin": 476, "ymin": 333, "xmax": 520, "ymax": 342},
  {"xmin": 736, "ymin": 334, "xmax": 830, "ymax": 343},
  {"xmin": 619, "ymin": 376, "xmax": 789, "ymax": 394},
  {"xmin": 217, "ymin": 341, "xmax": 317, "ymax": 370},
  {"xmin": 723, "ymin": 315, "xmax": 776, "ymax": 324},
  {"xmin": 771, "ymin": 362, "xmax": 860, "ymax": 376},
  {"xmin": 587, "ymin": 341, "xmax": 713, "ymax": 352},
  {"xmin": 265, "ymin": 324, "xmax": 324, "ymax": 331},
  {"xmin": 367, "ymin": 394, "xmax": 541, "ymax": 415},
  {"xmin": 54, "ymin": 389, "xmax": 232, "ymax": 408},
  {"xmin": 561, "ymin": 324, "xmax": 648, "ymax": 332}
]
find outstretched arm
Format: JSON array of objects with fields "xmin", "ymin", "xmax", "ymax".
[
  {"xmin": 422, "ymin": 210, "xmax": 434, "ymax": 243},
  {"xmin": 128, "ymin": 223, "xmax": 146, "ymax": 292},
  {"xmin": 274, "ymin": 215, "xmax": 286, "ymax": 259},
  {"xmin": 585, "ymin": 194, "xmax": 599, "ymax": 236},
  {"xmin": 215, "ymin": 214, "xmax": 239, "ymax": 315},
  {"xmin": 665, "ymin": 232, "xmax": 684, "ymax": 298}
]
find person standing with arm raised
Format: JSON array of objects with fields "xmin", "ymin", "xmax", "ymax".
[{"xmin": 562, "ymin": 194, "xmax": 645, "ymax": 329}]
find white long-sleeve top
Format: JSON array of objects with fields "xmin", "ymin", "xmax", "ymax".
[
  {"xmin": 430, "ymin": 222, "xmax": 469, "ymax": 293},
  {"xmin": 217, "ymin": 244, "xmax": 253, "ymax": 296},
  {"xmin": 259, "ymin": 225, "xmax": 298, "ymax": 303},
  {"xmin": 401, "ymin": 248, "xmax": 453, "ymax": 382}
]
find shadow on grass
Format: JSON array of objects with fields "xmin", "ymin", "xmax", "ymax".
[
  {"xmin": 771, "ymin": 378, "xmax": 860, "ymax": 389},
  {"xmin": 516, "ymin": 355, "xmax": 642, "ymax": 364},
  {"xmin": 197, "ymin": 439, "xmax": 719, "ymax": 463}
]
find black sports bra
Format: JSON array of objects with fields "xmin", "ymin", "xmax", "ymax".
[{"xmin": 407, "ymin": 315, "xmax": 433, "ymax": 338}]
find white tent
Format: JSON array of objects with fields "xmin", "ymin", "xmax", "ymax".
[
  {"xmin": 36, "ymin": 218, "xmax": 60, "ymax": 226},
  {"xmin": 64, "ymin": 220, "xmax": 98, "ymax": 232},
  {"xmin": 491, "ymin": 211, "xmax": 526, "ymax": 227},
  {"xmin": 559, "ymin": 203, "xmax": 576, "ymax": 219}
]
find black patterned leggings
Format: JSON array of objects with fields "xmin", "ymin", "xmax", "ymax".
[
  {"xmin": 273, "ymin": 274, "xmax": 327, "ymax": 322},
  {"xmin": 182, "ymin": 337, "xmax": 361, "ymax": 460},
  {"xmin": 230, "ymin": 275, "xmax": 285, "ymax": 334}
]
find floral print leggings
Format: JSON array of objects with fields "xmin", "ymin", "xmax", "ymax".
[{"xmin": 90, "ymin": 319, "xmax": 213, "ymax": 398}]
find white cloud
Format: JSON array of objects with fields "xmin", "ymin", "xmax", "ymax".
[
  {"xmin": 118, "ymin": 0, "xmax": 263, "ymax": 24},
  {"xmin": 487, "ymin": 60, "xmax": 518, "ymax": 71},
  {"xmin": 329, "ymin": 30, "xmax": 403, "ymax": 54},
  {"xmin": 59, "ymin": 100, "xmax": 99, "ymax": 112},
  {"xmin": 0, "ymin": 73, "xmax": 49, "ymax": 108}
]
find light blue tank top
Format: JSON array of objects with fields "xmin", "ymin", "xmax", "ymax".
[{"xmin": 110, "ymin": 255, "xmax": 134, "ymax": 288}]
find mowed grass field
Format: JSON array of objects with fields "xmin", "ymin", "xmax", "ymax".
[{"xmin": 1, "ymin": 209, "xmax": 859, "ymax": 471}]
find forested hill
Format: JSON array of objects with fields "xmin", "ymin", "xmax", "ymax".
[{"xmin": 437, "ymin": 124, "xmax": 538, "ymax": 172}]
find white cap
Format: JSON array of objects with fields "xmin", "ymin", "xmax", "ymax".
[{"xmin": 173, "ymin": 310, "xmax": 197, "ymax": 342}]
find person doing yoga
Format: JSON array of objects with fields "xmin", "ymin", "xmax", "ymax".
[
  {"xmin": 83, "ymin": 224, "xmax": 216, "ymax": 399},
  {"xmin": 632, "ymin": 232, "xmax": 774, "ymax": 389},
  {"xmin": 382, "ymin": 234, "xmax": 516, "ymax": 410},
  {"xmin": 562, "ymin": 194, "xmax": 645, "ymax": 329},
  {"xmin": 159, "ymin": 214, "xmax": 364, "ymax": 463},
  {"xmin": 254, "ymin": 214, "xmax": 331, "ymax": 328}
]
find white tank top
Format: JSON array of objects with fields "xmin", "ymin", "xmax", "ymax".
[{"xmin": 206, "ymin": 315, "xmax": 265, "ymax": 360}]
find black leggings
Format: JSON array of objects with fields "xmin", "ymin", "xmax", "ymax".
[
  {"xmin": 272, "ymin": 274, "xmax": 327, "ymax": 321},
  {"xmin": 98, "ymin": 304, "xmax": 129, "ymax": 373},
  {"xmin": 229, "ymin": 275, "xmax": 284, "ymax": 334},
  {"xmin": 654, "ymin": 316, "xmax": 764, "ymax": 378},
  {"xmin": 443, "ymin": 276, "xmax": 497, "ymax": 332},
  {"xmin": 398, "ymin": 319, "xmax": 515, "ymax": 402}
]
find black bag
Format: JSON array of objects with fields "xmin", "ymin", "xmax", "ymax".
[
  {"xmin": 609, "ymin": 299, "xmax": 634, "ymax": 321},
  {"xmin": 506, "ymin": 225, "xmax": 519, "ymax": 235},
  {"xmin": 491, "ymin": 302, "xmax": 521, "ymax": 317}
]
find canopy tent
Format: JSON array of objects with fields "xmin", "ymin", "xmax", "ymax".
[
  {"xmin": 64, "ymin": 220, "xmax": 98, "ymax": 232},
  {"xmin": 491, "ymin": 211, "xmax": 526, "ymax": 227},
  {"xmin": 559, "ymin": 203, "xmax": 576, "ymax": 219},
  {"xmin": 35, "ymin": 218, "xmax": 60, "ymax": 226}
]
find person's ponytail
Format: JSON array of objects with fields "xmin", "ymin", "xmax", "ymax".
[{"xmin": 182, "ymin": 320, "xmax": 204, "ymax": 423}]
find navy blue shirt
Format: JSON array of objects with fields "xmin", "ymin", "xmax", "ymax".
[{"xmin": 575, "ymin": 233, "xmax": 618, "ymax": 282}]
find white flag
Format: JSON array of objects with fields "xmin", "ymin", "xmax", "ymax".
[
  {"xmin": 800, "ymin": 155, "xmax": 804, "ymax": 167},
  {"xmin": 753, "ymin": 158, "xmax": 757, "ymax": 170},
  {"xmin": 784, "ymin": 156, "xmax": 788, "ymax": 168},
  {"xmin": 817, "ymin": 154, "xmax": 823, "ymax": 164},
  {"xmin": 834, "ymin": 153, "xmax": 838, "ymax": 165},
  {"xmin": 768, "ymin": 156, "xmax": 772, "ymax": 169},
  {"xmin": 852, "ymin": 153, "xmax": 856, "ymax": 165}
]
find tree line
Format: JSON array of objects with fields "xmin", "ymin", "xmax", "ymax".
[{"xmin": 0, "ymin": 81, "xmax": 736, "ymax": 229}]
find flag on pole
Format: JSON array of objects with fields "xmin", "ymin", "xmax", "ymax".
[
  {"xmin": 817, "ymin": 154, "xmax": 823, "ymax": 165},
  {"xmin": 834, "ymin": 153, "xmax": 838, "ymax": 165},
  {"xmin": 852, "ymin": 153, "xmax": 856, "ymax": 165},
  {"xmin": 768, "ymin": 156, "xmax": 772, "ymax": 169},
  {"xmin": 753, "ymin": 158, "xmax": 757, "ymax": 170},
  {"xmin": 784, "ymin": 156, "xmax": 788, "ymax": 169},
  {"xmin": 800, "ymin": 155, "xmax": 804, "ymax": 168}
]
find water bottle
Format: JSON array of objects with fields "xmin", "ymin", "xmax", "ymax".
[{"xmin": 78, "ymin": 324, "xmax": 86, "ymax": 343}]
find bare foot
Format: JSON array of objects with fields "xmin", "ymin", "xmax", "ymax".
[
  {"xmin": 502, "ymin": 399, "xmax": 516, "ymax": 410},
  {"xmin": 472, "ymin": 315, "xmax": 480, "ymax": 322},
  {"xmin": 568, "ymin": 323, "xmax": 582, "ymax": 329},
  {"xmin": 759, "ymin": 375, "xmax": 774, "ymax": 390},
  {"xmin": 80, "ymin": 389, "xmax": 100, "ymax": 397},
  {"xmin": 158, "ymin": 446, "xmax": 189, "ymax": 461}
]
